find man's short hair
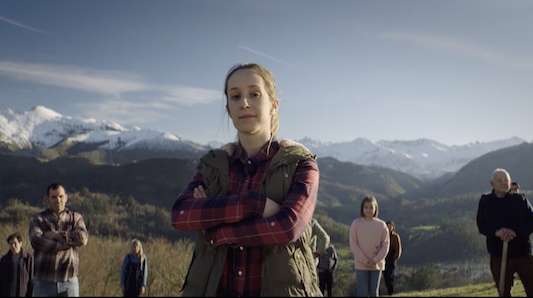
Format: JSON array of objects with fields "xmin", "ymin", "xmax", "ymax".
[
  {"xmin": 7, "ymin": 232, "xmax": 22, "ymax": 244},
  {"xmin": 512, "ymin": 181, "xmax": 520, "ymax": 189},
  {"xmin": 47, "ymin": 183, "xmax": 64, "ymax": 196}
]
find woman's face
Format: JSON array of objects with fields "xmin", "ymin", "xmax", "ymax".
[
  {"xmin": 226, "ymin": 69, "xmax": 278, "ymax": 138},
  {"xmin": 363, "ymin": 202, "xmax": 375, "ymax": 219},
  {"xmin": 133, "ymin": 243, "xmax": 140, "ymax": 254}
]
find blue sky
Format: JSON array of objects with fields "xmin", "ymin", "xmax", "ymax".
[{"xmin": 1, "ymin": 0, "xmax": 532, "ymax": 146}]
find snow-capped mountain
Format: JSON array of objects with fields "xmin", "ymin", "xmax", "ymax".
[
  {"xmin": 0, "ymin": 105, "xmax": 209, "ymax": 153},
  {"xmin": 1, "ymin": 106, "xmax": 528, "ymax": 180},
  {"xmin": 297, "ymin": 136, "xmax": 528, "ymax": 180}
]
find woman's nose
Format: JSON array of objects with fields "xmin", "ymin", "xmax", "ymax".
[{"xmin": 240, "ymin": 97, "xmax": 250, "ymax": 108}]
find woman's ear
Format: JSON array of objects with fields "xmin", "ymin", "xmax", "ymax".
[{"xmin": 270, "ymin": 100, "xmax": 280, "ymax": 115}]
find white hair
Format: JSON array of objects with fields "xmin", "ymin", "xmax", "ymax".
[{"xmin": 492, "ymin": 168, "xmax": 510, "ymax": 181}]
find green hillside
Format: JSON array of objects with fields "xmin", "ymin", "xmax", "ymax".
[{"xmin": 1, "ymin": 149, "xmax": 532, "ymax": 296}]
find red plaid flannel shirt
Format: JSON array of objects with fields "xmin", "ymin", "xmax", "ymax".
[
  {"xmin": 29, "ymin": 208, "xmax": 88, "ymax": 282},
  {"xmin": 172, "ymin": 140, "xmax": 319, "ymax": 296}
]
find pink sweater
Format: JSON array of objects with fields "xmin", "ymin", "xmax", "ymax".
[{"xmin": 349, "ymin": 217, "xmax": 390, "ymax": 271}]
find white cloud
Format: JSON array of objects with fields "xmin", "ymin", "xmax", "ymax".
[
  {"xmin": 159, "ymin": 86, "xmax": 221, "ymax": 106},
  {"xmin": 0, "ymin": 61, "xmax": 220, "ymax": 104},
  {"xmin": 74, "ymin": 100, "xmax": 173, "ymax": 125},
  {"xmin": 0, "ymin": 15, "xmax": 53, "ymax": 36}
]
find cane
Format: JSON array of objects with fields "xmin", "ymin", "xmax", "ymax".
[{"xmin": 499, "ymin": 241, "xmax": 509, "ymax": 297}]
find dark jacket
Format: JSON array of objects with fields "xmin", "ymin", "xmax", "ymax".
[
  {"xmin": 0, "ymin": 248, "xmax": 34, "ymax": 297},
  {"xmin": 476, "ymin": 190, "xmax": 533, "ymax": 259},
  {"xmin": 317, "ymin": 245, "xmax": 337, "ymax": 272},
  {"xmin": 385, "ymin": 232, "xmax": 402, "ymax": 267}
]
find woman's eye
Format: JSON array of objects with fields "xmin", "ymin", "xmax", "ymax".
[
  {"xmin": 230, "ymin": 94, "xmax": 240, "ymax": 100},
  {"xmin": 251, "ymin": 92, "xmax": 261, "ymax": 98}
]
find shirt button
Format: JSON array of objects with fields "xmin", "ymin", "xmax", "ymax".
[
  {"xmin": 238, "ymin": 271, "xmax": 242, "ymax": 276},
  {"xmin": 271, "ymin": 222, "xmax": 275, "ymax": 226},
  {"xmin": 210, "ymin": 240, "xmax": 214, "ymax": 244},
  {"xmin": 240, "ymin": 246, "xmax": 244, "ymax": 250},
  {"xmin": 180, "ymin": 210, "xmax": 184, "ymax": 215},
  {"xmin": 247, "ymin": 160, "xmax": 251, "ymax": 164}
]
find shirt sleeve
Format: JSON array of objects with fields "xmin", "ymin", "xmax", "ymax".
[
  {"xmin": 332, "ymin": 246, "xmax": 338, "ymax": 271},
  {"xmin": 171, "ymin": 172, "xmax": 267, "ymax": 232},
  {"xmin": 120, "ymin": 255, "xmax": 128, "ymax": 286},
  {"xmin": 349, "ymin": 219, "xmax": 370, "ymax": 263},
  {"xmin": 313, "ymin": 220, "xmax": 330, "ymax": 256},
  {"xmin": 142, "ymin": 255, "xmax": 148, "ymax": 287},
  {"xmin": 29, "ymin": 214, "xmax": 65, "ymax": 252},
  {"xmin": 372, "ymin": 222, "xmax": 390, "ymax": 264},
  {"xmin": 393, "ymin": 234, "xmax": 402, "ymax": 260},
  {"xmin": 476, "ymin": 195, "xmax": 497, "ymax": 237},
  {"xmin": 205, "ymin": 158, "xmax": 320, "ymax": 247},
  {"xmin": 64, "ymin": 213, "xmax": 89, "ymax": 247},
  {"xmin": 514, "ymin": 195, "xmax": 533, "ymax": 237}
]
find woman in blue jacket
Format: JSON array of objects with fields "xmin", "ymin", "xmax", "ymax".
[{"xmin": 120, "ymin": 239, "xmax": 148, "ymax": 297}]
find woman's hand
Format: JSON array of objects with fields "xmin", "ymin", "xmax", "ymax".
[
  {"xmin": 140, "ymin": 286, "xmax": 146, "ymax": 296},
  {"xmin": 192, "ymin": 185, "xmax": 208, "ymax": 198},
  {"xmin": 263, "ymin": 198, "xmax": 280, "ymax": 218}
]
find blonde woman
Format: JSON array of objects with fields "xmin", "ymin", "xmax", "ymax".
[
  {"xmin": 171, "ymin": 63, "xmax": 320, "ymax": 296},
  {"xmin": 120, "ymin": 239, "xmax": 148, "ymax": 297}
]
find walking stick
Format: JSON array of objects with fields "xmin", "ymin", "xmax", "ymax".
[{"xmin": 499, "ymin": 241, "xmax": 509, "ymax": 297}]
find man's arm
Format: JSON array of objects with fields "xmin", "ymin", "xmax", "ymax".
[
  {"xmin": 393, "ymin": 234, "xmax": 402, "ymax": 260},
  {"xmin": 477, "ymin": 195, "xmax": 498, "ymax": 237},
  {"xmin": 313, "ymin": 220, "xmax": 330, "ymax": 257},
  {"xmin": 63, "ymin": 213, "xmax": 88, "ymax": 247},
  {"xmin": 29, "ymin": 214, "xmax": 66, "ymax": 252},
  {"xmin": 512, "ymin": 195, "xmax": 533, "ymax": 238},
  {"xmin": 331, "ymin": 246, "xmax": 338, "ymax": 272}
]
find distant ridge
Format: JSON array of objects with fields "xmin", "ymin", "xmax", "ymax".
[
  {"xmin": 297, "ymin": 136, "xmax": 527, "ymax": 180},
  {"xmin": 0, "ymin": 105, "xmax": 528, "ymax": 180}
]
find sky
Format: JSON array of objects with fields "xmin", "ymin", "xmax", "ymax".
[{"xmin": 1, "ymin": 0, "xmax": 533, "ymax": 147}]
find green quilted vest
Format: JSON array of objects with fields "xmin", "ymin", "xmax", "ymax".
[{"xmin": 180, "ymin": 141, "xmax": 322, "ymax": 297}]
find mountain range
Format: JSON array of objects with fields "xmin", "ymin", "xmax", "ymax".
[{"xmin": 1, "ymin": 105, "xmax": 529, "ymax": 180}]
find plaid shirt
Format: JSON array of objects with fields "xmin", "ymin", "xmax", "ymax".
[
  {"xmin": 29, "ymin": 208, "xmax": 88, "ymax": 282},
  {"xmin": 172, "ymin": 140, "xmax": 319, "ymax": 296}
]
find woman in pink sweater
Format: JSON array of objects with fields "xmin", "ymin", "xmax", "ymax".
[{"xmin": 349, "ymin": 196, "xmax": 390, "ymax": 296}]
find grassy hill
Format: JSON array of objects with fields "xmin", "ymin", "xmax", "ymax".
[
  {"xmin": 2, "ymin": 145, "xmax": 532, "ymax": 296},
  {"xmin": 394, "ymin": 281, "xmax": 526, "ymax": 297}
]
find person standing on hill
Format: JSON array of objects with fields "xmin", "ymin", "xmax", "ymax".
[
  {"xmin": 383, "ymin": 221, "xmax": 402, "ymax": 296},
  {"xmin": 29, "ymin": 183, "xmax": 88, "ymax": 297},
  {"xmin": 121, "ymin": 239, "xmax": 148, "ymax": 297},
  {"xmin": 0, "ymin": 232, "xmax": 34, "ymax": 297},
  {"xmin": 171, "ymin": 63, "xmax": 321, "ymax": 296},
  {"xmin": 310, "ymin": 218, "xmax": 330, "ymax": 267},
  {"xmin": 476, "ymin": 168, "xmax": 533, "ymax": 296},
  {"xmin": 511, "ymin": 181, "xmax": 520, "ymax": 193},
  {"xmin": 350, "ymin": 196, "xmax": 390, "ymax": 297},
  {"xmin": 317, "ymin": 243, "xmax": 338, "ymax": 297}
]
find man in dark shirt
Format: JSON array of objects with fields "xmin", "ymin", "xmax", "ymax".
[
  {"xmin": 317, "ymin": 243, "xmax": 338, "ymax": 297},
  {"xmin": 476, "ymin": 168, "xmax": 533, "ymax": 296},
  {"xmin": 0, "ymin": 232, "xmax": 34, "ymax": 297}
]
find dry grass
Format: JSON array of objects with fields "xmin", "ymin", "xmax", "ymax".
[{"xmin": 1, "ymin": 222, "xmax": 194, "ymax": 297}]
